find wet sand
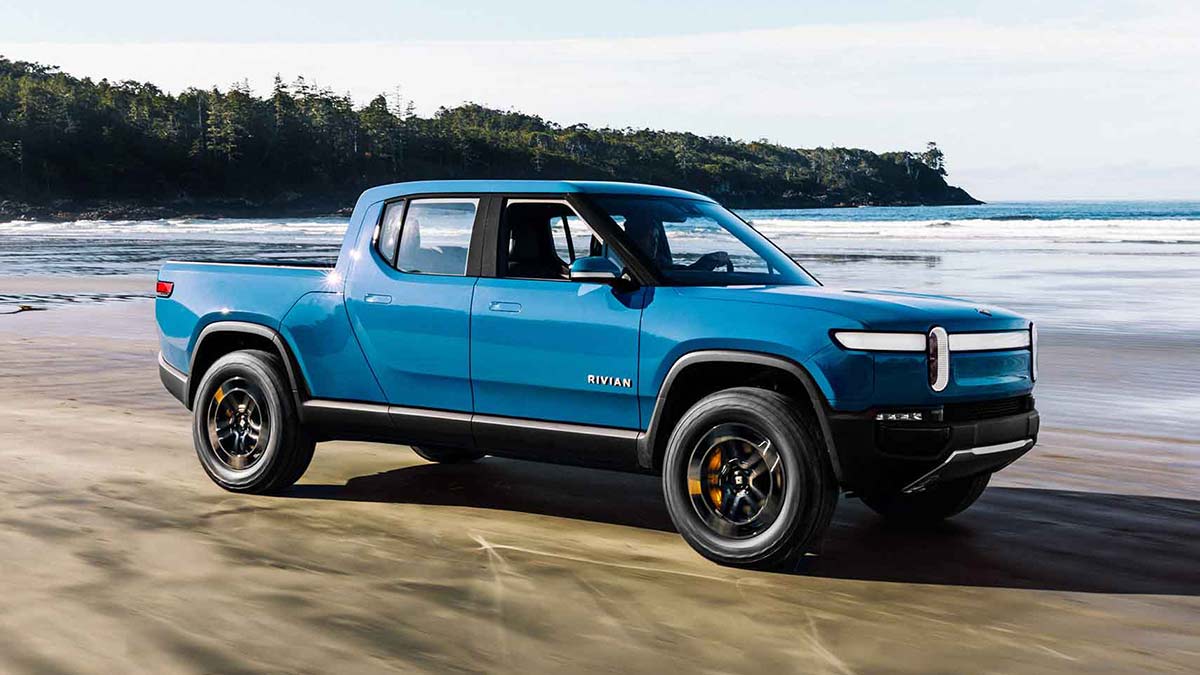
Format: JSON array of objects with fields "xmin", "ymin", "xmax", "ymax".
[{"xmin": 1, "ymin": 297, "xmax": 1197, "ymax": 673}]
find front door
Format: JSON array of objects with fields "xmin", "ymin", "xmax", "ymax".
[{"xmin": 470, "ymin": 199, "xmax": 644, "ymax": 430}]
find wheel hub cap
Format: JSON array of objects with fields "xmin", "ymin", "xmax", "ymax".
[
  {"xmin": 205, "ymin": 377, "xmax": 270, "ymax": 471},
  {"xmin": 686, "ymin": 423, "xmax": 786, "ymax": 539}
]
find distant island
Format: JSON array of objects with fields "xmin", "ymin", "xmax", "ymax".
[{"xmin": 0, "ymin": 57, "xmax": 979, "ymax": 221}]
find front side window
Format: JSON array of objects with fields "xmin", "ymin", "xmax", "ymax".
[
  {"xmin": 394, "ymin": 198, "xmax": 478, "ymax": 275},
  {"xmin": 588, "ymin": 195, "xmax": 817, "ymax": 286},
  {"xmin": 501, "ymin": 200, "xmax": 620, "ymax": 281}
]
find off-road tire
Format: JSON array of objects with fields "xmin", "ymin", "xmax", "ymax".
[
  {"xmin": 662, "ymin": 387, "xmax": 839, "ymax": 569},
  {"xmin": 192, "ymin": 349, "xmax": 315, "ymax": 493}
]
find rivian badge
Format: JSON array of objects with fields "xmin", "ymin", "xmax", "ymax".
[{"xmin": 588, "ymin": 374, "xmax": 633, "ymax": 389}]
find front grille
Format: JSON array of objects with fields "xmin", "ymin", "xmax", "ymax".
[{"xmin": 943, "ymin": 396, "xmax": 1031, "ymax": 422}]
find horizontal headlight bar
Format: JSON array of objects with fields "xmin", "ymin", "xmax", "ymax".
[
  {"xmin": 831, "ymin": 331, "xmax": 926, "ymax": 352},
  {"xmin": 948, "ymin": 331, "xmax": 1031, "ymax": 352},
  {"xmin": 833, "ymin": 330, "xmax": 1032, "ymax": 353}
]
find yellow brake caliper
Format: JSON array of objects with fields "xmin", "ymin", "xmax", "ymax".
[{"xmin": 707, "ymin": 447, "xmax": 723, "ymax": 508}]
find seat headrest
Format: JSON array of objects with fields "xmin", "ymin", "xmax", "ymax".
[
  {"xmin": 508, "ymin": 210, "xmax": 556, "ymax": 261},
  {"xmin": 398, "ymin": 217, "xmax": 421, "ymax": 261}
]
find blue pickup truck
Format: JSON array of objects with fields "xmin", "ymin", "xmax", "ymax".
[{"xmin": 156, "ymin": 180, "xmax": 1039, "ymax": 568}]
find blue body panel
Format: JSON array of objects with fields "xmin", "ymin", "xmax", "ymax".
[
  {"xmin": 337, "ymin": 195, "xmax": 477, "ymax": 411},
  {"xmin": 156, "ymin": 180, "xmax": 1035, "ymax": 440},
  {"xmin": 344, "ymin": 269, "xmax": 478, "ymax": 411},
  {"xmin": 156, "ymin": 262, "xmax": 333, "ymax": 373},
  {"xmin": 279, "ymin": 291, "xmax": 386, "ymax": 402},
  {"xmin": 649, "ymin": 286, "xmax": 1034, "ymax": 412},
  {"xmin": 471, "ymin": 278, "xmax": 645, "ymax": 428},
  {"xmin": 638, "ymin": 287, "xmax": 870, "ymax": 413}
]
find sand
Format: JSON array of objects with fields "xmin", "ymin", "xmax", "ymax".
[{"xmin": 0, "ymin": 293, "xmax": 1197, "ymax": 673}]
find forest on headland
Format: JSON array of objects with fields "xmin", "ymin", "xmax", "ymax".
[{"xmin": 0, "ymin": 57, "xmax": 979, "ymax": 220}]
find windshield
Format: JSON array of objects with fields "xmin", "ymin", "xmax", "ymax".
[{"xmin": 588, "ymin": 195, "xmax": 817, "ymax": 286}]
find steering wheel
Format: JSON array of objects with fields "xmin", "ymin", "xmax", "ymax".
[
  {"xmin": 686, "ymin": 249, "xmax": 729, "ymax": 270},
  {"xmin": 712, "ymin": 251, "xmax": 735, "ymax": 272},
  {"xmin": 691, "ymin": 251, "xmax": 733, "ymax": 272}
]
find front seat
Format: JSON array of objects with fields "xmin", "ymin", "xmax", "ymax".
[
  {"xmin": 623, "ymin": 215, "xmax": 673, "ymax": 269},
  {"xmin": 507, "ymin": 214, "xmax": 566, "ymax": 280}
]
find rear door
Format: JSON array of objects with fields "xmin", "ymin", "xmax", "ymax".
[
  {"xmin": 470, "ymin": 197, "xmax": 645, "ymax": 430},
  {"xmin": 344, "ymin": 196, "xmax": 483, "ymax": 412}
]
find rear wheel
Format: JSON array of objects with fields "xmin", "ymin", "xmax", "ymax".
[
  {"xmin": 861, "ymin": 473, "xmax": 990, "ymax": 524},
  {"xmin": 411, "ymin": 445, "xmax": 484, "ymax": 464},
  {"xmin": 192, "ymin": 350, "xmax": 314, "ymax": 493},
  {"xmin": 662, "ymin": 387, "xmax": 838, "ymax": 569}
]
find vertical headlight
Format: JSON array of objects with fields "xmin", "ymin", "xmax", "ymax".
[
  {"xmin": 1030, "ymin": 322, "xmax": 1038, "ymax": 382},
  {"xmin": 927, "ymin": 326, "xmax": 949, "ymax": 392}
]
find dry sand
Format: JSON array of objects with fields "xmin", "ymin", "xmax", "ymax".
[{"xmin": 0, "ymin": 294, "xmax": 1197, "ymax": 673}]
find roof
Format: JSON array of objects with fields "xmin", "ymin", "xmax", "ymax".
[{"xmin": 356, "ymin": 180, "xmax": 715, "ymax": 204}]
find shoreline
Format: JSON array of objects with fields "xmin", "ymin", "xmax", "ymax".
[
  {"xmin": 0, "ymin": 197, "xmax": 356, "ymax": 223},
  {"xmin": 0, "ymin": 194, "xmax": 984, "ymax": 223}
]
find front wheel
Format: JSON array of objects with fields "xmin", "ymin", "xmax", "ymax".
[
  {"xmin": 192, "ymin": 350, "xmax": 314, "ymax": 494},
  {"xmin": 662, "ymin": 387, "xmax": 839, "ymax": 569},
  {"xmin": 860, "ymin": 473, "xmax": 990, "ymax": 524}
]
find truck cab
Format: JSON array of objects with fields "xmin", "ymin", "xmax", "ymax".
[{"xmin": 157, "ymin": 180, "xmax": 1039, "ymax": 568}]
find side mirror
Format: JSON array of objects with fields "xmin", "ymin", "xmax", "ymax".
[{"xmin": 568, "ymin": 256, "xmax": 622, "ymax": 283}]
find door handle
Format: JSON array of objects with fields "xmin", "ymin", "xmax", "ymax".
[
  {"xmin": 489, "ymin": 301, "xmax": 522, "ymax": 313},
  {"xmin": 364, "ymin": 293, "xmax": 392, "ymax": 305}
]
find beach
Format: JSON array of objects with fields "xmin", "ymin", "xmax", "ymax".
[
  {"xmin": 1, "ymin": 202, "xmax": 1199, "ymax": 672},
  {"xmin": 1, "ymin": 287, "xmax": 1197, "ymax": 672}
]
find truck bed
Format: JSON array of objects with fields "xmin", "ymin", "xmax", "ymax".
[{"xmin": 156, "ymin": 260, "xmax": 338, "ymax": 375}]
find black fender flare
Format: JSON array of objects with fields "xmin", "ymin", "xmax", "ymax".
[
  {"xmin": 184, "ymin": 321, "xmax": 306, "ymax": 412},
  {"xmin": 636, "ymin": 349, "xmax": 844, "ymax": 481}
]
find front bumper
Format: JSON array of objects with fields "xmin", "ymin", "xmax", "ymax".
[{"xmin": 827, "ymin": 396, "xmax": 1039, "ymax": 494}]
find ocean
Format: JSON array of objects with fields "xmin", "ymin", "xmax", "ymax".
[
  {"xmin": 3, "ymin": 200, "xmax": 1198, "ymax": 334},
  {"xmin": 2, "ymin": 200, "xmax": 1198, "ymax": 439}
]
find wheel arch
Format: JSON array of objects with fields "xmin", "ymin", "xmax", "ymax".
[
  {"xmin": 185, "ymin": 321, "xmax": 307, "ymax": 412},
  {"xmin": 637, "ymin": 350, "xmax": 845, "ymax": 482}
]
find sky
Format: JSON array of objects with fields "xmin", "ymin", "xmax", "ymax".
[{"xmin": 2, "ymin": 0, "xmax": 1197, "ymax": 200}]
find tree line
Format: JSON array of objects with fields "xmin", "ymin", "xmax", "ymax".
[{"xmin": 0, "ymin": 57, "xmax": 977, "ymax": 213}]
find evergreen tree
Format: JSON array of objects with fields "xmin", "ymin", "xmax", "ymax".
[
  {"xmin": 920, "ymin": 141, "xmax": 947, "ymax": 176},
  {"xmin": 0, "ymin": 56, "xmax": 977, "ymax": 209}
]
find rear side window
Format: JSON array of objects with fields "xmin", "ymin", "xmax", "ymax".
[
  {"xmin": 396, "ymin": 198, "xmax": 478, "ymax": 276},
  {"xmin": 376, "ymin": 200, "xmax": 405, "ymax": 264}
]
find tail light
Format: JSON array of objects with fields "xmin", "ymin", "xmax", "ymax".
[
  {"xmin": 156, "ymin": 280, "xmax": 174, "ymax": 298},
  {"xmin": 927, "ymin": 326, "xmax": 949, "ymax": 392}
]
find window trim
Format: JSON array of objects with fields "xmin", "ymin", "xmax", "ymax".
[{"xmin": 559, "ymin": 215, "xmax": 576, "ymax": 262}]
